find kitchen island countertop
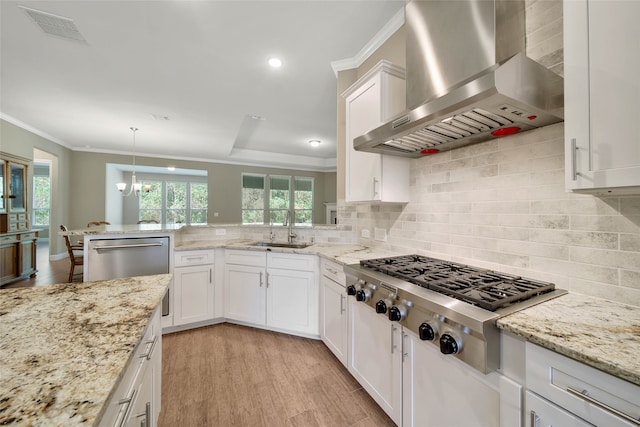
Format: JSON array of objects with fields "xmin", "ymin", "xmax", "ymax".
[
  {"xmin": 0, "ymin": 274, "xmax": 170, "ymax": 426},
  {"xmin": 497, "ymin": 293, "xmax": 640, "ymax": 387}
]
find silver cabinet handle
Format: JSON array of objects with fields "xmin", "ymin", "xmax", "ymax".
[
  {"xmin": 259, "ymin": 271, "xmax": 263, "ymax": 287},
  {"xmin": 390, "ymin": 325, "xmax": 396, "ymax": 354},
  {"xmin": 116, "ymin": 388, "xmax": 136, "ymax": 427},
  {"xmin": 372, "ymin": 177, "xmax": 379, "ymax": 197},
  {"xmin": 402, "ymin": 332, "xmax": 408, "ymax": 362},
  {"xmin": 266, "ymin": 272, "xmax": 270, "ymax": 288},
  {"xmin": 566, "ymin": 387, "xmax": 640, "ymax": 425},
  {"xmin": 92, "ymin": 242, "xmax": 163, "ymax": 251},
  {"xmin": 139, "ymin": 335, "xmax": 158, "ymax": 360},
  {"xmin": 209, "ymin": 268, "xmax": 212, "ymax": 284},
  {"xmin": 529, "ymin": 410, "xmax": 538, "ymax": 427},
  {"xmin": 571, "ymin": 138, "xmax": 578, "ymax": 181}
]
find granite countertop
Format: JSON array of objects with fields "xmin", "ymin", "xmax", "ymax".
[
  {"xmin": 175, "ymin": 239, "xmax": 403, "ymax": 265},
  {"xmin": 0, "ymin": 274, "xmax": 171, "ymax": 426},
  {"xmin": 497, "ymin": 293, "xmax": 640, "ymax": 387},
  {"xmin": 60, "ymin": 224, "xmax": 182, "ymax": 236}
]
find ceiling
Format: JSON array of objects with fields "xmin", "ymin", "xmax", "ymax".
[{"xmin": 0, "ymin": 1, "xmax": 405, "ymax": 172}]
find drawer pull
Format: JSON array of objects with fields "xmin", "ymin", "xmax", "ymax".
[
  {"xmin": 529, "ymin": 410, "xmax": 539, "ymax": 427},
  {"xmin": 116, "ymin": 388, "xmax": 136, "ymax": 427},
  {"xmin": 566, "ymin": 386, "xmax": 640, "ymax": 425},
  {"xmin": 139, "ymin": 336, "xmax": 158, "ymax": 360},
  {"xmin": 326, "ymin": 267, "xmax": 338, "ymax": 275}
]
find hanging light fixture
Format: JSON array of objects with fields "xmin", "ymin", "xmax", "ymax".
[{"xmin": 116, "ymin": 127, "xmax": 143, "ymax": 196}]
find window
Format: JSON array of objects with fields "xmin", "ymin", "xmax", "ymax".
[
  {"xmin": 140, "ymin": 180, "xmax": 207, "ymax": 225},
  {"xmin": 139, "ymin": 181, "xmax": 162, "ymax": 223},
  {"xmin": 32, "ymin": 174, "xmax": 51, "ymax": 226},
  {"xmin": 242, "ymin": 173, "xmax": 313, "ymax": 225},
  {"xmin": 294, "ymin": 177, "xmax": 313, "ymax": 226},
  {"xmin": 269, "ymin": 176, "xmax": 290, "ymax": 224},
  {"xmin": 242, "ymin": 174, "xmax": 265, "ymax": 224}
]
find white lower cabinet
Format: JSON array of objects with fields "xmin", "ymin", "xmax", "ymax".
[
  {"xmin": 100, "ymin": 307, "xmax": 162, "ymax": 427},
  {"xmin": 320, "ymin": 274, "xmax": 347, "ymax": 365},
  {"xmin": 224, "ymin": 250, "xmax": 318, "ymax": 337},
  {"xmin": 173, "ymin": 250, "xmax": 215, "ymax": 327},
  {"xmin": 402, "ymin": 330, "xmax": 502, "ymax": 427},
  {"xmin": 348, "ymin": 299, "xmax": 402, "ymax": 425},
  {"xmin": 525, "ymin": 342, "xmax": 640, "ymax": 427}
]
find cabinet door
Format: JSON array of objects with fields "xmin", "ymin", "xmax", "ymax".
[
  {"xmin": 0, "ymin": 238, "xmax": 18, "ymax": 283},
  {"xmin": 348, "ymin": 299, "xmax": 402, "ymax": 424},
  {"xmin": 402, "ymin": 330, "xmax": 500, "ymax": 427},
  {"xmin": 321, "ymin": 275, "xmax": 347, "ymax": 365},
  {"xmin": 344, "ymin": 63, "xmax": 408, "ymax": 203},
  {"xmin": 266, "ymin": 267, "xmax": 317, "ymax": 335},
  {"xmin": 224, "ymin": 264, "xmax": 266, "ymax": 325},
  {"xmin": 173, "ymin": 265, "xmax": 214, "ymax": 326},
  {"xmin": 525, "ymin": 391, "xmax": 593, "ymax": 427},
  {"xmin": 346, "ymin": 75, "xmax": 383, "ymax": 202},
  {"xmin": 564, "ymin": 0, "xmax": 640, "ymax": 193}
]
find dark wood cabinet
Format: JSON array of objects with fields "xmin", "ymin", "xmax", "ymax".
[{"xmin": 1, "ymin": 152, "xmax": 37, "ymax": 286}]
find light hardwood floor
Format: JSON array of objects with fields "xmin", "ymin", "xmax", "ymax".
[{"xmin": 159, "ymin": 324, "xmax": 396, "ymax": 427}]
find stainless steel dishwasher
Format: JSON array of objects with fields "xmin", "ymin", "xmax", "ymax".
[{"xmin": 87, "ymin": 236, "xmax": 170, "ymax": 315}]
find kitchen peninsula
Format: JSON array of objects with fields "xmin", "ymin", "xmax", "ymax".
[{"xmin": 0, "ymin": 274, "xmax": 170, "ymax": 426}]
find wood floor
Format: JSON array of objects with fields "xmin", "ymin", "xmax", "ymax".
[{"xmin": 159, "ymin": 324, "xmax": 396, "ymax": 427}]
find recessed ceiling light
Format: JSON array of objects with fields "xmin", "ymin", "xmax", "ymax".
[
  {"xmin": 268, "ymin": 57, "xmax": 283, "ymax": 68},
  {"xmin": 167, "ymin": 166, "xmax": 176, "ymax": 171},
  {"xmin": 308, "ymin": 140, "xmax": 321, "ymax": 147},
  {"xmin": 151, "ymin": 114, "xmax": 170, "ymax": 121},
  {"xmin": 250, "ymin": 115, "xmax": 266, "ymax": 121}
]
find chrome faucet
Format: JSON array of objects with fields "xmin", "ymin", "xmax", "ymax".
[{"xmin": 284, "ymin": 211, "xmax": 296, "ymax": 244}]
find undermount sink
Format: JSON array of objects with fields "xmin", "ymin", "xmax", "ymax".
[{"xmin": 251, "ymin": 241, "xmax": 311, "ymax": 249}]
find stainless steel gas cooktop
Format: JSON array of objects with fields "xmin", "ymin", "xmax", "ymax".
[{"xmin": 344, "ymin": 254, "xmax": 567, "ymax": 373}]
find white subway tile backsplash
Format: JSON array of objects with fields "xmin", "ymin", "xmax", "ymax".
[
  {"xmin": 620, "ymin": 270, "xmax": 640, "ymax": 290},
  {"xmin": 570, "ymin": 246, "xmax": 640, "ymax": 271}
]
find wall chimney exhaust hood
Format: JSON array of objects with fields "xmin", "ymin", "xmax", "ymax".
[{"xmin": 354, "ymin": 0, "xmax": 564, "ymax": 157}]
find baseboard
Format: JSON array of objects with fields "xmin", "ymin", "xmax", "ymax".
[{"xmin": 50, "ymin": 252, "xmax": 68, "ymax": 261}]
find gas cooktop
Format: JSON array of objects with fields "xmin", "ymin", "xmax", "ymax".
[{"xmin": 360, "ymin": 254, "xmax": 557, "ymax": 312}]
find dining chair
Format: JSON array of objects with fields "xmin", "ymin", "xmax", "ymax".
[
  {"xmin": 87, "ymin": 221, "xmax": 110, "ymax": 227},
  {"xmin": 137, "ymin": 219, "xmax": 159, "ymax": 224},
  {"xmin": 60, "ymin": 225, "xmax": 84, "ymax": 282}
]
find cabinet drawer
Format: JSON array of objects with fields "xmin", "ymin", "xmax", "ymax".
[
  {"xmin": 175, "ymin": 249, "xmax": 214, "ymax": 267},
  {"xmin": 320, "ymin": 258, "xmax": 345, "ymax": 285},
  {"xmin": 18, "ymin": 232, "xmax": 37, "ymax": 241},
  {"xmin": 267, "ymin": 252, "xmax": 316, "ymax": 272},
  {"xmin": 526, "ymin": 342, "xmax": 640, "ymax": 426},
  {"xmin": 0, "ymin": 235, "xmax": 18, "ymax": 245},
  {"xmin": 225, "ymin": 249, "xmax": 266, "ymax": 267},
  {"xmin": 17, "ymin": 213, "xmax": 27, "ymax": 221}
]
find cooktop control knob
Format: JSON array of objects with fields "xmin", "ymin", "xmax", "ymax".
[
  {"xmin": 355, "ymin": 288, "xmax": 372, "ymax": 302},
  {"xmin": 346, "ymin": 284, "xmax": 357, "ymax": 296},
  {"xmin": 375, "ymin": 300, "xmax": 387, "ymax": 313},
  {"xmin": 388, "ymin": 304, "xmax": 408, "ymax": 322},
  {"xmin": 419, "ymin": 321, "xmax": 438, "ymax": 341},
  {"xmin": 439, "ymin": 332, "xmax": 462, "ymax": 355}
]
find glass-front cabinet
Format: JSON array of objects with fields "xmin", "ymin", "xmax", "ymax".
[
  {"xmin": 0, "ymin": 153, "xmax": 30, "ymax": 232},
  {"xmin": 0, "ymin": 152, "xmax": 37, "ymax": 287}
]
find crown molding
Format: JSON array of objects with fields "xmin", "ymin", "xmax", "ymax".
[
  {"xmin": 330, "ymin": 7, "xmax": 404, "ymax": 76},
  {"xmin": 0, "ymin": 112, "xmax": 71, "ymax": 148}
]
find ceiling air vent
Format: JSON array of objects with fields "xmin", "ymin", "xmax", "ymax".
[{"xmin": 20, "ymin": 6, "xmax": 86, "ymax": 42}]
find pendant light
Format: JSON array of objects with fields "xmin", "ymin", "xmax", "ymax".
[{"xmin": 116, "ymin": 127, "xmax": 143, "ymax": 196}]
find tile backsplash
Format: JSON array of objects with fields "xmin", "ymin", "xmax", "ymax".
[{"xmin": 349, "ymin": 123, "xmax": 640, "ymax": 307}]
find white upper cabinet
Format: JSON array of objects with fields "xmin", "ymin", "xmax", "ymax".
[
  {"xmin": 564, "ymin": 0, "xmax": 640, "ymax": 194},
  {"xmin": 343, "ymin": 60, "xmax": 410, "ymax": 203}
]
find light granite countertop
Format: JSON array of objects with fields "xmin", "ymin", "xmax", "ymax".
[
  {"xmin": 497, "ymin": 293, "xmax": 640, "ymax": 387},
  {"xmin": 60, "ymin": 224, "xmax": 182, "ymax": 236},
  {"xmin": 175, "ymin": 239, "xmax": 403, "ymax": 265},
  {"xmin": 0, "ymin": 274, "xmax": 171, "ymax": 426}
]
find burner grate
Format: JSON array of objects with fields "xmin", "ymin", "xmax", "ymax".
[{"xmin": 360, "ymin": 255, "xmax": 556, "ymax": 311}]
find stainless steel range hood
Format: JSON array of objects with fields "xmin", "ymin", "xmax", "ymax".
[{"xmin": 354, "ymin": 0, "xmax": 564, "ymax": 157}]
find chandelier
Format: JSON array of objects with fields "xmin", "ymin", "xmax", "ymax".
[{"xmin": 116, "ymin": 127, "xmax": 143, "ymax": 196}]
